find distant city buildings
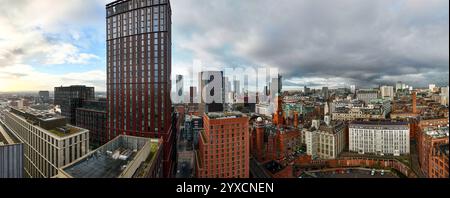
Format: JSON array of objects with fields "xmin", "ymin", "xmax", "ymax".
[
  {"xmin": 349, "ymin": 121, "xmax": 410, "ymax": 156},
  {"xmin": 380, "ymin": 86, "xmax": 394, "ymax": 101},
  {"xmin": 331, "ymin": 99, "xmax": 391, "ymax": 121},
  {"xmin": 199, "ymin": 71, "xmax": 225, "ymax": 113},
  {"xmin": 234, "ymin": 80, "xmax": 241, "ymax": 96},
  {"xmin": 1, "ymin": 0, "xmax": 449, "ymax": 180},
  {"xmin": 322, "ymin": 87, "xmax": 329, "ymax": 99},
  {"xmin": 304, "ymin": 86, "xmax": 311, "ymax": 95},
  {"xmin": 440, "ymin": 86, "xmax": 449, "ymax": 106},
  {"xmin": 38, "ymin": 91, "xmax": 50, "ymax": 104},
  {"xmin": 356, "ymin": 89, "xmax": 379, "ymax": 104},
  {"xmin": 429, "ymin": 84, "xmax": 437, "ymax": 92},
  {"xmin": 176, "ymin": 75, "xmax": 185, "ymax": 104},
  {"xmin": 350, "ymin": 85, "xmax": 356, "ymax": 94},
  {"xmin": 396, "ymin": 81, "xmax": 410, "ymax": 92}
]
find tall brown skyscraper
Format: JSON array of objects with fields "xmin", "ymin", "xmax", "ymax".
[{"xmin": 106, "ymin": 0, "xmax": 174, "ymax": 177}]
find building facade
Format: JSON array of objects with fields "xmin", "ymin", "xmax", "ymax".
[
  {"xmin": 54, "ymin": 86, "xmax": 95, "ymax": 124},
  {"xmin": 429, "ymin": 144, "xmax": 448, "ymax": 178},
  {"xmin": 196, "ymin": 113, "xmax": 249, "ymax": 178},
  {"xmin": 304, "ymin": 119, "xmax": 345, "ymax": 159},
  {"xmin": 106, "ymin": 0, "xmax": 174, "ymax": 177},
  {"xmin": 2, "ymin": 108, "xmax": 89, "ymax": 178},
  {"xmin": 76, "ymin": 99, "xmax": 107, "ymax": 149},
  {"xmin": 380, "ymin": 86, "xmax": 394, "ymax": 101},
  {"xmin": 0, "ymin": 124, "xmax": 24, "ymax": 178},
  {"xmin": 356, "ymin": 89, "xmax": 379, "ymax": 104},
  {"xmin": 349, "ymin": 121, "xmax": 410, "ymax": 156},
  {"xmin": 418, "ymin": 126, "xmax": 449, "ymax": 178}
]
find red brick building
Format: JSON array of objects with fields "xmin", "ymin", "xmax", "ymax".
[
  {"xmin": 196, "ymin": 113, "xmax": 250, "ymax": 178},
  {"xmin": 251, "ymin": 118, "xmax": 302, "ymax": 163},
  {"xmin": 429, "ymin": 144, "xmax": 449, "ymax": 178},
  {"xmin": 417, "ymin": 121, "xmax": 449, "ymax": 178}
]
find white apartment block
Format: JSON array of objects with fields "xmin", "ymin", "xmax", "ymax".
[
  {"xmin": 349, "ymin": 122, "xmax": 410, "ymax": 156},
  {"xmin": 2, "ymin": 108, "xmax": 89, "ymax": 178}
]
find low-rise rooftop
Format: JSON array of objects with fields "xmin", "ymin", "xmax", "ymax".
[
  {"xmin": 350, "ymin": 120, "xmax": 409, "ymax": 126},
  {"xmin": 8, "ymin": 107, "xmax": 83, "ymax": 138},
  {"xmin": 58, "ymin": 135, "xmax": 161, "ymax": 178},
  {"xmin": 207, "ymin": 112, "xmax": 246, "ymax": 119},
  {"xmin": 424, "ymin": 127, "xmax": 449, "ymax": 139}
]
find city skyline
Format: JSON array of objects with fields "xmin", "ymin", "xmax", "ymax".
[
  {"xmin": 1, "ymin": 0, "xmax": 448, "ymax": 92},
  {"xmin": 1, "ymin": 0, "xmax": 449, "ymax": 181}
]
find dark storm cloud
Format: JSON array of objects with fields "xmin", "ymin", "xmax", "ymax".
[{"xmin": 172, "ymin": 0, "xmax": 449, "ymax": 88}]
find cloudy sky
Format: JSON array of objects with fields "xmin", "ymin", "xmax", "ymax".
[{"xmin": 0, "ymin": 0, "xmax": 448, "ymax": 92}]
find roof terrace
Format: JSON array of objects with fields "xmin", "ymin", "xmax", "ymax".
[{"xmin": 59, "ymin": 135, "xmax": 161, "ymax": 178}]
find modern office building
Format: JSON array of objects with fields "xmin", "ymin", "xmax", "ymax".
[
  {"xmin": 322, "ymin": 87, "xmax": 329, "ymax": 99},
  {"xmin": 349, "ymin": 121, "xmax": 410, "ymax": 156},
  {"xmin": 304, "ymin": 86, "xmax": 311, "ymax": 95},
  {"xmin": 106, "ymin": 0, "xmax": 175, "ymax": 177},
  {"xmin": 196, "ymin": 112, "xmax": 250, "ymax": 178},
  {"xmin": 2, "ymin": 108, "xmax": 89, "ymax": 178},
  {"xmin": 0, "ymin": 123, "xmax": 24, "ymax": 178},
  {"xmin": 54, "ymin": 85, "xmax": 95, "ymax": 124},
  {"xmin": 56, "ymin": 135, "xmax": 163, "ymax": 178},
  {"xmin": 396, "ymin": 81, "xmax": 407, "ymax": 92},
  {"xmin": 234, "ymin": 80, "xmax": 241, "ymax": 96},
  {"xmin": 76, "ymin": 99, "xmax": 107, "ymax": 149}
]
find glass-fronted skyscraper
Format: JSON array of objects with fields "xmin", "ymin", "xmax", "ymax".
[{"xmin": 106, "ymin": 0, "xmax": 174, "ymax": 177}]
